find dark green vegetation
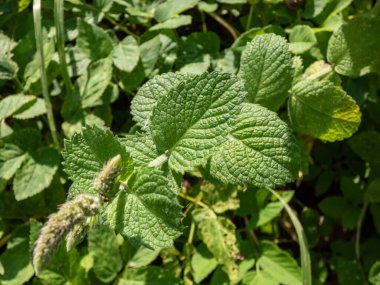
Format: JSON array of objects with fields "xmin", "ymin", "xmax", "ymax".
[{"xmin": 0, "ymin": 0, "xmax": 380, "ymax": 284}]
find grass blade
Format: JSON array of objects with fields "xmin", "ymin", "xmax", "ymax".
[
  {"xmin": 33, "ymin": 0, "xmax": 60, "ymax": 148},
  {"xmin": 267, "ymin": 188, "xmax": 312, "ymax": 285},
  {"xmin": 54, "ymin": 0, "xmax": 73, "ymax": 94}
]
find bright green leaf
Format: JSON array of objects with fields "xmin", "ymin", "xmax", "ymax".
[
  {"xmin": 210, "ymin": 103, "xmax": 299, "ymax": 188},
  {"xmin": 289, "ymin": 80, "xmax": 361, "ymax": 142},
  {"xmin": 0, "ymin": 94, "xmax": 36, "ymax": 119},
  {"xmin": 289, "ymin": 25, "xmax": 317, "ymax": 54},
  {"xmin": 150, "ymin": 15, "xmax": 192, "ymax": 30},
  {"xmin": 154, "ymin": 0, "xmax": 199, "ymax": 22},
  {"xmin": 113, "ymin": 36, "xmax": 140, "ymax": 72},
  {"xmin": 119, "ymin": 266, "xmax": 183, "ymax": 285}
]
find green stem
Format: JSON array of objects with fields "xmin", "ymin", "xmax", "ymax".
[
  {"xmin": 188, "ymin": 222, "xmax": 196, "ymax": 244},
  {"xmin": 356, "ymin": 201, "xmax": 368, "ymax": 260},
  {"xmin": 148, "ymin": 151, "xmax": 170, "ymax": 167},
  {"xmin": 201, "ymin": 11, "xmax": 207, "ymax": 32},
  {"xmin": 177, "ymin": 192, "xmax": 209, "ymax": 209},
  {"xmin": 246, "ymin": 4, "xmax": 254, "ymax": 31},
  {"xmin": 54, "ymin": 0, "xmax": 73, "ymax": 94},
  {"xmin": 207, "ymin": 12, "xmax": 238, "ymax": 40},
  {"xmin": 33, "ymin": 0, "xmax": 60, "ymax": 149}
]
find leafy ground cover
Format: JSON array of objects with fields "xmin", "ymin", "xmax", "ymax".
[{"xmin": 0, "ymin": 0, "xmax": 379, "ymax": 284}]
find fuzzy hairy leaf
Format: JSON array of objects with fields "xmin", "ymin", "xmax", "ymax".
[
  {"xmin": 63, "ymin": 125, "xmax": 133, "ymax": 195},
  {"xmin": 120, "ymin": 133, "xmax": 159, "ymax": 167},
  {"xmin": 289, "ymin": 80, "xmax": 361, "ymax": 142},
  {"xmin": 239, "ymin": 34, "xmax": 293, "ymax": 111},
  {"xmin": 193, "ymin": 208, "xmax": 239, "ymax": 281},
  {"xmin": 210, "ymin": 103, "xmax": 299, "ymax": 187},
  {"xmin": 103, "ymin": 168, "xmax": 182, "ymax": 248},
  {"xmin": 131, "ymin": 73, "xmax": 190, "ymax": 128},
  {"xmin": 150, "ymin": 71, "xmax": 246, "ymax": 173}
]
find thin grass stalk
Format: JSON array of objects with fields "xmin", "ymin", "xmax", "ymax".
[
  {"xmin": 54, "ymin": 0, "xmax": 73, "ymax": 94},
  {"xmin": 33, "ymin": 0, "xmax": 60, "ymax": 149},
  {"xmin": 267, "ymin": 188, "xmax": 312, "ymax": 285}
]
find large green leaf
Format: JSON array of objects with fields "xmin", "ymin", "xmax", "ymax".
[
  {"xmin": 63, "ymin": 125, "xmax": 133, "ymax": 195},
  {"xmin": 113, "ymin": 36, "xmax": 140, "ymax": 72},
  {"xmin": 120, "ymin": 133, "xmax": 159, "ymax": 167},
  {"xmin": 118, "ymin": 267, "xmax": 183, "ymax": 285},
  {"xmin": 258, "ymin": 241, "xmax": 302, "ymax": 285},
  {"xmin": 239, "ymin": 34, "xmax": 293, "ymax": 111},
  {"xmin": 103, "ymin": 168, "xmax": 182, "ymax": 248},
  {"xmin": 88, "ymin": 226, "xmax": 123, "ymax": 283},
  {"xmin": 13, "ymin": 147, "xmax": 60, "ymax": 201},
  {"xmin": 327, "ymin": 9, "xmax": 380, "ymax": 77},
  {"xmin": 150, "ymin": 71, "xmax": 246, "ymax": 173},
  {"xmin": 0, "ymin": 95, "xmax": 36, "ymax": 119},
  {"xmin": 77, "ymin": 19, "xmax": 114, "ymax": 60},
  {"xmin": 210, "ymin": 103, "xmax": 299, "ymax": 188},
  {"xmin": 193, "ymin": 208, "xmax": 239, "ymax": 281},
  {"xmin": 289, "ymin": 80, "xmax": 361, "ymax": 142},
  {"xmin": 131, "ymin": 73, "xmax": 190, "ymax": 128}
]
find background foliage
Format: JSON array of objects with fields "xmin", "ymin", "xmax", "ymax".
[{"xmin": 0, "ymin": 0, "xmax": 379, "ymax": 284}]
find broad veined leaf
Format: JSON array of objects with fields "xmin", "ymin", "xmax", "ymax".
[
  {"xmin": 0, "ymin": 94, "xmax": 36, "ymax": 119},
  {"xmin": 258, "ymin": 241, "xmax": 302, "ymax": 285},
  {"xmin": 118, "ymin": 266, "xmax": 183, "ymax": 285},
  {"xmin": 239, "ymin": 34, "xmax": 293, "ymax": 111},
  {"xmin": 327, "ymin": 9, "xmax": 380, "ymax": 77},
  {"xmin": 131, "ymin": 73, "xmax": 190, "ymax": 128},
  {"xmin": 76, "ymin": 56, "xmax": 113, "ymax": 108},
  {"xmin": 154, "ymin": 0, "xmax": 199, "ymax": 22},
  {"xmin": 150, "ymin": 15, "xmax": 192, "ymax": 31},
  {"xmin": 88, "ymin": 226, "xmax": 123, "ymax": 283},
  {"xmin": 63, "ymin": 125, "xmax": 133, "ymax": 195},
  {"xmin": 13, "ymin": 147, "xmax": 60, "ymax": 201},
  {"xmin": 150, "ymin": 71, "xmax": 246, "ymax": 173},
  {"xmin": 289, "ymin": 79, "xmax": 361, "ymax": 142},
  {"xmin": 77, "ymin": 19, "xmax": 114, "ymax": 61},
  {"xmin": 120, "ymin": 133, "xmax": 159, "ymax": 167},
  {"xmin": 210, "ymin": 103, "xmax": 299, "ymax": 188},
  {"xmin": 193, "ymin": 208, "xmax": 239, "ymax": 281},
  {"xmin": 113, "ymin": 36, "xmax": 140, "ymax": 72},
  {"xmin": 103, "ymin": 168, "xmax": 182, "ymax": 248}
]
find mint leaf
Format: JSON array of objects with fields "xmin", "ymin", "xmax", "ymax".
[
  {"xmin": 289, "ymin": 80, "xmax": 361, "ymax": 142},
  {"xmin": 154, "ymin": 0, "xmax": 199, "ymax": 22},
  {"xmin": 113, "ymin": 36, "xmax": 139, "ymax": 73},
  {"xmin": 103, "ymin": 168, "xmax": 182, "ymax": 248},
  {"xmin": 88, "ymin": 226, "xmax": 123, "ymax": 283},
  {"xmin": 63, "ymin": 125, "xmax": 133, "ymax": 195},
  {"xmin": 327, "ymin": 10, "xmax": 380, "ymax": 77},
  {"xmin": 131, "ymin": 73, "xmax": 190, "ymax": 128},
  {"xmin": 150, "ymin": 71, "xmax": 246, "ymax": 173},
  {"xmin": 289, "ymin": 25, "xmax": 317, "ymax": 54},
  {"xmin": 120, "ymin": 133, "xmax": 159, "ymax": 167},
  {"xmin": 13, "ymin": 147, "xmax": 60, "ymax": 201},
  {"xmin": 210, "ymin": 103, "xmax": 299, "ymax": 188},
  {"xmin": 258, "ymin": 241, "xmax": 302, "ymax": 285},
  {"xmin": 191, "ymin": 244, "xmax": 218, "ymax": 283},
  {"xmin": 0, "ymin": 94, "xmax": 36, "ymax": 119},
  {"xmin": 193, "ymin": 208, "xmax": 239, "ymax": 281},
  {"xmin": 119, "ymin": 267, "xmax": 183, "ymax": 285},
  {"xmin": 77, "ymin": 19, "xmax": 114, "ymax": 61},
  {"xmin": 12, "ymin": 98, "xmax": 46, "ymax": 120},
  {"xmin": 239, "ymin": 34, "xmax": 293, "ymax": 111},
  {"xmin": 76, "ymin": 57, "xmax": 113, "ymax": 108}
]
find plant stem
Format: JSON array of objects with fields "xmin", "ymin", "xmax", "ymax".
[
  {"xmin": 177, "ymin": 192, "xmax": 209, "ymax": 209},
  {"xmin": 188, "ymin": 222, "xmax": 196, "ymax": 244},
  {"xmin": 201, "ymin": 11, "xmax": 207, "ymax": 32},
  {"xmin": 356, "ymin": 201, "xmax": 368, "ymax": 260},
  {"xmin": 148, "ymin": 151, "xmax": 170, "ymax": 167},
  {"xmin": 54, "ymin": 0, "xmax": 73, "ymax": 94},
  {"xmin": 33, "ymin": 0, "xmax": 60, "ymax": 149},
  {"xmin": 246, "ymin": 4, "xmax": 254, "ymax": 30},
  {"xmin": 207, "ymin": 12, "xmax": 238, "ymax": 40}
]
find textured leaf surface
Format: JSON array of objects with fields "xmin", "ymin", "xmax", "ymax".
[
  {"xmin": 103, "ymin": 168, "xmax": 182, "ymax": 248},
  {"xmin": 258, "ymin": 241, "xmax": 302, "ymax": 285},
  {"xmin": 88, "ymin": 226, "xmax": 123, "ymax": 283},
  {"xmin": 131, "ymin": 73, "xmax": 190, "ymax": 128},
  {"xmin": 239, "ymin": 34, "xmax": 293, "ymax": 111},
  {"xmin": 150, "ymin": 71, "xmax": 246, "ymax": 173},
  {"xmin": 63, "ymin": 125, "xmax": 133, "ymax": 195},
  {"xmin": 13, "ymin": 147, "xmax": 60, "ymax": 201},
  {"xmin": 119, "ymin": 267, "xmax": 183, "ymax": 285},
  {"xmin": 113, "ymin": 36, "xmax": 139, "ymax": 72},
  {"xmin": 327, "ymin": 10, "xmax": 380, "ymax": 77},
  {"xmin": 77, "ymin": 19, "xmax": 114, "ymax": 60},
  {"xmin": 210, "ymin": 103, "xmax": 299, "ymax": 187},
  {"xmin": 193, "ymin": 208, "xmax": 239, "ymax": 281},
  {"xmin": 289, "ymin": 80, "xmax": 361, "ymax": 142},
  {"xmin": 0, "ymin": 95, "xmax": 36, "ymax": 119},
  {"xmin": 120, "ymin": 133, "xmax": 159, "ymax": 167}
]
